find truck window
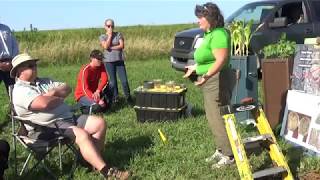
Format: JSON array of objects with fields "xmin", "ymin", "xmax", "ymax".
[
  {"xmin": 275, "ymin": 2, "xmax": 306, "ymax": 24},
  {"xmin": 227, "ymin": 4, "xmax": 275, "ymax": 24},
  {"xmin": 311, "ymin": 1, "xmax": 320, "ymax": 21}
]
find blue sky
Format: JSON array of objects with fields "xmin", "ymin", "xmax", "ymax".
[{"xmin": 1, "ymin": 0, "xmax": 254, "ymax": 31}]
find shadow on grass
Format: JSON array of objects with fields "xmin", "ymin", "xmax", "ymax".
[
  {"xmin": 103, "ymin": 135, "xmax": 153, "ymax": 168},
  {"xmin": 0, "ymin": 115, "xmax": 10, "ymax": 131},
  {"xmin": 253, "ymin": 145, "xmax": 303, "ymax": 179},
  {"xmin": 190, "ymin": 105, "xmax": 205, "ymax": 118},
  {"xmin": 6, "ymin": 145, "xmax": 80, "ymax": 180},
  {"xmin": 285, "ymin": 146, "xmax": 304, "ymax": 178},
  {"xmin": 107, "ymin": 96, "xmax": 134, "ymax": 113}
]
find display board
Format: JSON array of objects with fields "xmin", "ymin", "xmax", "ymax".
[
  {"xmin": 291, "ymin": 44, "xmax": 320, "ymax": 95},
  {"xmin": 281, "ymin": 90, "xmax": 320, "ymax": 153}
]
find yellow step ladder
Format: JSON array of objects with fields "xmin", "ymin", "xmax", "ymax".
[{"xmin": 220, "ymin": 102, "xmax": 294, "ymax": 180}]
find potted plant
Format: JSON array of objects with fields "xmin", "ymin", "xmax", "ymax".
[
  {"xmin": 227, "ymin": 20, "xmax": 259, "ymax": 121},
  {"xmin": 229, "ymin": 20, "xmax": 254, "ymax": 56},
  {"xmin": 261, "ymin": 33, "xmax": 296, "ymax": 129}
]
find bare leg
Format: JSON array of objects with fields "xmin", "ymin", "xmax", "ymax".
[
  {"xmin": 72, "ymin": 126, "xmax": 106, "ymax": 170},
  {"xmin": 83, "ymin": 115, "xmax": 107, "ymax": 152}
]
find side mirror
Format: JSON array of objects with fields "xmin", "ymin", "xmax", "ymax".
[{"xmin": 268, "ymin": 17, "xmax": 288, "ymax": 28}]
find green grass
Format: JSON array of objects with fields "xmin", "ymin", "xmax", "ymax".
[
  {"xmin": 14, "ymin": 24, "xmax": 197, "ymax": 65},
  {"xmin": 0, "ymin": 59, "xmax": 233, "ymax": 179},
  {"xmin": 0, "ymin": 24, "xmax": 319, "ymax": 179},
  {"xmin": 1, "ymin": 58, "xmax": 319, "ymax": 179}
]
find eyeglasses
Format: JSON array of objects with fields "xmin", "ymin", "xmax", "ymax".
[{"xmin": 105, "ymin": 25, "xmax": 113, "ymax": 28}]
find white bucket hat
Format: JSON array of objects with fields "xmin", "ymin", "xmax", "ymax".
[{"xmin": 10, "ymin": 53, "xmax": 39, "ymax": 78}]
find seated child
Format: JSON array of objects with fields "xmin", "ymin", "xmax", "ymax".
[{"xmin": 74, "ymin": 50, "xmax": 109, "ymax": 113}]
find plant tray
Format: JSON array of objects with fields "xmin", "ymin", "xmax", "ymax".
[
  {"xmin": 134, "ymin": 105, "xmax": 186, "ymax": 122},
  {"xmin": 134, "ymin": 88, "xmax": 187, "ymax": 108}
]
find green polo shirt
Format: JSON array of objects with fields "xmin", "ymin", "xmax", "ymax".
[{"xmin": 194, "ymin": 27, "xmax": 230, "ymax": 75}]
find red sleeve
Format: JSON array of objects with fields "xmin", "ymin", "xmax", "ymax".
[
  {"xmin": 97, "ymin": 65, "xmax": 108, "ymax": 92},
  {"xmin": 81, "ymin": 65, "xmax": 94, "ymax": 99}
]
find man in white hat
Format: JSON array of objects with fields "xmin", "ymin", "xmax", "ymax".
[{"xmin": 11, "ymin": 53, "xmax": 130, "ymax": 179}]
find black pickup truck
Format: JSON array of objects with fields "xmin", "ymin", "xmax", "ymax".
[{"xmin": 170, "ymin": 0, "xmax": 320, "ymax": 71}]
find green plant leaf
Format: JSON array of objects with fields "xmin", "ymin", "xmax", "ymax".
[{"xmin": 262, "ymin": 33, "xmax": 296, "ymax": 59}]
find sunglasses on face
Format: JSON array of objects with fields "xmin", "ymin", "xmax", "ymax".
[
  {"xmin": 195, "ymin": 4, "xmax": 209, "ymax": 17},
  {"xmin": 105, "ymin": 25, "xmax": 113, "ymax": 28}
]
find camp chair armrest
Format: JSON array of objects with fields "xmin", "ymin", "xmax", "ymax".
[
  {"xmin": 13, "ymin": 115, "xmax": 34, "ymax": 122},
  {"xmin": 13, "ymin": 116, "xmax": 71, "ymax": 126}
]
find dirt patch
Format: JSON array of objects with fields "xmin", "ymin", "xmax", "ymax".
[{"xmin": 300, "ymin": 171, "xmax": 320, "ymax": 180}]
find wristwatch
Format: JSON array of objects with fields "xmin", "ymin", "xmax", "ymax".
[{"xmin": 202, "ymin": 73, "xmax": 210, "ymax": 80}]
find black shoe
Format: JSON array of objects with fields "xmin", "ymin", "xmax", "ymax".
[
  {"xmin": 91, "ymin": 104, "xmax": 103, "ymax": 113},
  {"xmin": 112, "ymin": 97, "xmax": 119, "ymax": 104},
  {"xmin": 126, "ymin": 96, "xmax": 134, "ymax": 105}
]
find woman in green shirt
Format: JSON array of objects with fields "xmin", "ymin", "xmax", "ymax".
[{"xmin": 184, "ymin": 2, "xmax": 234, "ymax": 169}]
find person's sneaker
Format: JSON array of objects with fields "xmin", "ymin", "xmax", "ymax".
[
  {"xmin": 107, "ymin": 167, "xmax": 130, "ymax": 180},
  {"xmin": 205, "ymin": 149, "xmax": 224, "ymax": 162},
  {"xmin": 211, "ymin": 155, "xmax": 234, "ymax": 169}
]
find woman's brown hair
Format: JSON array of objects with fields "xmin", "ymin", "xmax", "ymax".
[{"xmin": 195, "ymin": 2, "xmax": 224, "ymax": 29}]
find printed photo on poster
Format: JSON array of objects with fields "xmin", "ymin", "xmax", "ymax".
[
  {"xmin": 281, "ymin": 90, "xmax": 320, "ymax": 154},
  {"xmin": 284, "ymin": 111, "xmax": 311, "ymax": 142}
]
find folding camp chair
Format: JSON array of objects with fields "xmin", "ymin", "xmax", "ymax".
[{"xmin": 9, "ymin": 85, "xmax": 80, "ymax": 179}]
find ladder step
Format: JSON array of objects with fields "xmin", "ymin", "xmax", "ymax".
[
  {"xmin": 243, "ymin": 134, "xmax": 273, "ymax": 152},
  {"xmin": 253, "ymin": 166, "xmax": 287, "ymax": 179},
  {"xmin": 243, "ymin": 134, "xmax": 273, "ymax": 144},
  {"xmin": 220, "ymin": 103, "xmax": 257, "ymax": 115}
]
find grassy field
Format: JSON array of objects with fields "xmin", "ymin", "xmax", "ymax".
[
  {"xmin": 0, "ymin": 24, "xmax": 319, "ymax": 179},
  {"xmin": 0, "ymin": 59, "xmax": 319, "ymax": 179},
  {"xmin": 14, "ymin": 24, "xmax": 197, "ymax": 65}
]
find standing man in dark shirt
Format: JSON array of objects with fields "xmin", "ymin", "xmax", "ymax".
[
  {"xmin": 0, "ymin": 23, "xmax": 18, "ymax": 179},
  {"xmin": 0, "ymin": 23, "xmax": 19, "ymax": 93}
]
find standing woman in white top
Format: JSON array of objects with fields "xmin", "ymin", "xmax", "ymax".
[{"xmin": 99, "ymin": 19, "xmax": 132, "ymax": 104}]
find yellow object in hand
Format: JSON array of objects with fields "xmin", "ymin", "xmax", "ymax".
[{"xmin": 158, "ymin": 129, "xmax": 167, "ymax": 143}]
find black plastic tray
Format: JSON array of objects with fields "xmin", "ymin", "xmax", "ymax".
[
  {"xmin": 134, "ymin": 88, "xmax": 186, "ymax": 108},
  {"xmin": 134, "ymin": 105, "xmax": 186, "ymax": 122}
]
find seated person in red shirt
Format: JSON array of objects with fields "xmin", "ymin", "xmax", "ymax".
[{"xmin": 75, "ymin": 50, "xmax": 109, "ymax": 113}]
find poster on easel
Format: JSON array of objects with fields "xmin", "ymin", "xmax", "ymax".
[
  {"xmin": 281, "ymin": 90, "xmax": 320, "ymax": 153},
  {"xmin": 281, "ymin": 41, "xmax": 320, "ymax": 153},
  {"xmin": 291, "ymin": 44, "xmax": 320, "ymax": 95}
]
